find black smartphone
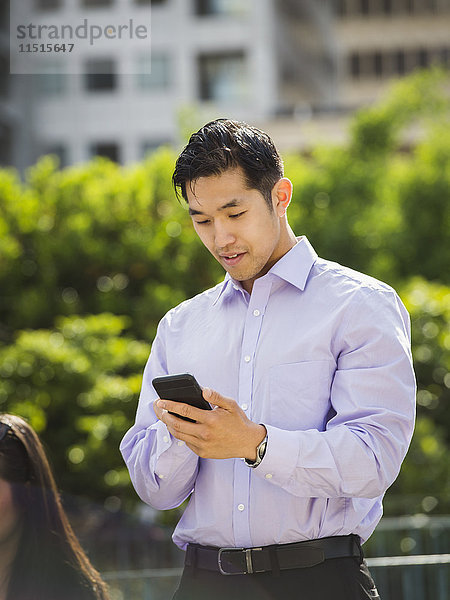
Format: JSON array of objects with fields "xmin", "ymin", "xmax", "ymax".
[{"xmin": 152, "ymin": 373, "xmax": 212, "ymax": 422}]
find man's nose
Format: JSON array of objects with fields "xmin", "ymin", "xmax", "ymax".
[{"xmin": 214, "ymin": 223, "xmax": 236, "ymax": 248}]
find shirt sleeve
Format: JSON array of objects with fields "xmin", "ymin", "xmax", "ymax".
[
  {"xmin": 254, "ymin": 288, "xmax": 416, "ymax": 499},
  {"xmin": 119, "ymin": 316, "xmax": 199, "ymax": 510}
]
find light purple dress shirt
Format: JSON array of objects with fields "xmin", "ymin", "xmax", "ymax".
[{"xmin": 120, "ymin": 237, "xmax": 416, "ymax": 550}]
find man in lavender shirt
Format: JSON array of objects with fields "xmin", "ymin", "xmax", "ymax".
[{"xmin": 120, "ymin": 119, "xmax": 416, "ymax": 599}]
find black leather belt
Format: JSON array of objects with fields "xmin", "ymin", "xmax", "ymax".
[{"xmin": 186, "ymin": 534, "xmax": 362, "ymax": 576}]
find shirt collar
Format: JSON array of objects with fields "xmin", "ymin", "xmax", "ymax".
[
  {"xmin": 212, "ymin": 273, "xmax": 242, "ymax": 305},
  {"xmin": 212, "ymin": 236, "xmax": 318, "ymax": 304},
  {"xmin": 269, "ymin": 236, "xmax": 318, "ymax": 291}
]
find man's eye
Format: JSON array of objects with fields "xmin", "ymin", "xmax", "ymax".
[
  {"xmin": 229, "ymin": 211, "xmax": 246, "ymax": 219},
  {"xmin": 195, "ymin": 219, "xmax": 211, "ymax": 225}
]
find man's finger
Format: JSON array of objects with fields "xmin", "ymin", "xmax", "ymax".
[
  {"xmin": 157, "ymin": 399, "xmax": 208, "ymax": 423},
  {"xmin": 153, "ymin": 398, "xmax": 167, "ymax": 421},
  {"xmin": 202, "ymin": 388, "xmax": 236, "ymax": 410}
]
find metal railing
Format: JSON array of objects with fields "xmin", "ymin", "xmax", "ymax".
[
  {"xmin": 75, "ymin": 513, "xmax": 450, "ymax": 599},
  {"xmin": 366, "ymin": 553, "xmax": 450, "ymax": 600},
  {"xmin": 102, "ymin": 567, "xmax": 182, "ymax": 600},
  {"xmin": 102, "ymin": 554, "xmax": 450, "ymax": 600}
]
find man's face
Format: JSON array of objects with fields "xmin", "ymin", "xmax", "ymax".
[{"xmin": 186, "ymin": 168, "xmax": 290, "ymax": 293}]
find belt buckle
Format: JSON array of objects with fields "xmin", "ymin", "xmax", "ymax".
[{"xmin": 218, "ymin": 547, "xmax": 261, "ymax": 575}]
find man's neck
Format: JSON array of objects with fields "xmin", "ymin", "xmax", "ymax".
[{"xmin": 243, "ymin": 225, "xmax": 298, "ymax": 295}]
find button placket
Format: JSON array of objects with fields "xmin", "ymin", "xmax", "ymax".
[{"xmin": 233, "ymin": 280, "xmax": 272, "ymax": 547}]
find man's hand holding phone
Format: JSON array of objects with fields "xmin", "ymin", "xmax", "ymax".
[{"xmin": 152, "ymin": 375, "xmax": 266, "ymax": 461}]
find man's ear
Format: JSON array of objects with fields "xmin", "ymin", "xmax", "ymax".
[{"xmin": 273, "ymin": 178, "xmax": 293, "ymax": 217}]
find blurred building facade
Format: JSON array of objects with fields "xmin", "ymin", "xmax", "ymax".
[{"xmin": 3, "ymin": 0, "xmax": 450, "ymax": 172}]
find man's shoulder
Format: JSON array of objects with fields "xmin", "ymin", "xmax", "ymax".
[
  {"xmin": 163, "ymin": 281, "xmax": 225, "ymax": 323},
  {"xmin": 312, "ymin": 256, "xmax": 396, "ymax": 298}
]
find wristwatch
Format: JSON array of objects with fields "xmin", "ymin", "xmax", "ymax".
[{"xmin": 244, "ymin": 434, "xmax": 268, "ymax": 468}]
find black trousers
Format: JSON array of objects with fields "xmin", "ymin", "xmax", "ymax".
[{"xmin": 172, "ymin": 556, "xmax": 381, "ymax": 600}]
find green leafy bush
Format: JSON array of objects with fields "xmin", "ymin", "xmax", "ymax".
[
  {"xmin": 386, "ymin": 278, "xmax": 450, "ymax": 515},
  {"xmin": 0, "ymin": 314, "xmax": 148, "ymax": 510},
  {"xmin": 285, "ymin": 69, "xmax": 449, "ymax": 286},
  {"xmin": 0, "ymin": 150, "xmax": 222, "ymax": 343}
]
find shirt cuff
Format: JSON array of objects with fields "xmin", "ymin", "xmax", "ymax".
[
  {"xmin": 253, "ymin": 424, "xmax": 301, "ymax": 487},
  {"xmin": 154, "ymin": 424, "xmax": 197, "ymax": 479}
]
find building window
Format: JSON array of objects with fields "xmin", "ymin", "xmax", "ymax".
[
  {"xmin": 417, "ymin": 48, "xmax": 429, "ymax": 68},
  {"xmin": 84, "ymin": 58, "xmax": 117, "ymax": 91},
  {"xmin": 0, "ymin": 55, "xmax": 8, "ymax": 97},
  {"xmin": 42, "ymin": 144, "xmax": 67, "ymax": 167},
  {"xmin": 198, "ymin": 51, "xmax": 247, "ymax": 103},
  {"xmin": 348, "ymin": 46, "xmax": 450, "ymax": 79},
  {"xmin": 374, "ymin": 52, "xmax": 383, "ymax": 77},
  {"xmin": 141, "ymin": 139, "xmax": 171, "ymax": 156},
  {"xmin": 195, "ymin": 0, "xmax": 246, "ymax": 16},
  {"xmin": 135, "ymin": 0, "xmax": 167, "ymax": 5},
  {"xmin": 334, "ymin": 0, "xmax": 347, "ymax": 16},
  {"xmin": 359, "ymin": 0, "xmax": 370, "ymax": 15},
  {"xmin": 136, "ymin": 53, "xmax": 171, "ymax": 90},
  {"xmin": 0, "ymin": 1, "xmax": 8, "ymax": 34},
  {"xmin": 336, "ymin": 0, "xmax": 446, "ymax": 15},
  {"xmin": 0, "ymin": 124, "xmax": 12, "ymax": 166},
  {"xmin": 440, "ymin": 47, "xmax": 450, "ymax": 67},
  {"xmin": 35, "ymin": 0, "xmax": 62, "ymax": 9},
  {"xmin": 82, "ymin": 0, "xmax": 113, "ymax": 6},
  {"xmin": 35, "ymin": 61, "xmax": 67, "ymax": 95},
  {"xmin": 90, "ymin": 142, "xmax": 120, "ymax": 162},
  {"xmin": 350, "ymin": 52, "xmax": 360, "ymax": 78},
  {"xmin": 35, "ymin": 72, "xmax": 67, "ymax": 95},
  {"xmin": 395, "ymin": 50, "xmax": 406, "ymax": 75}
]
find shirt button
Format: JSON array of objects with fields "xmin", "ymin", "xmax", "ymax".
[
  {"xmin": 237, "ymin": 504, "xmax": 245, "ymax": 512},
  {"xmin": 163, "ymin": 436, "xmax": 169, "ymax": 443},
  {"xmin": 241, "ymin": 403, "xmax": 248, "ymax": 411},
  {"xmin": 177, "ymin": 440, "xmax": 185, "ymax": 446},
  {"xmin": 253, "ymin": 309, "xmax": 260, "ymax": 317},
  {"xmin": 265, "ymin": 473, "xmax": 273, "ymax": 480},
  {"xmin": 158, "ymin": 473, "xmax": 165, "ymax": 479},
  {"xmin": 244, "ymin": 355, "xmax": 251, "ymax": 363}
]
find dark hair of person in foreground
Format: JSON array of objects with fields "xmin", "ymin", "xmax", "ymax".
[
  {"xmin": 0, "ymin": 413, "xmax": 110, "ymax": 600},
  {"xmin": 172, "ymin": 118, "xmax": 284, "ymax": 209}
]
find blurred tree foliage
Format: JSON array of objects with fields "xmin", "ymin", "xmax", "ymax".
[
  {"xmin": 0, "ymin": 69, "xmax": 449, "ymax": 517},
  {"xmin": 0, "ymin": 148, "xmax": 222, "ymax": 342},
  {"xmin": 387, "ymin": 278, "xmax": 450, "ymax": 515},
  {"xmin": 284, "ymin": 68, "xmax": 449, "ymax": 286},
  {"xmin": 0, "ymin": 314, "xmax": 149, "ymax": 510}
]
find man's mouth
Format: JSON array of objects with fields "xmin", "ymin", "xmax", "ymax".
[{"xmin": 220, "ymin": 252, "xmax": 246, "ymax": 267}]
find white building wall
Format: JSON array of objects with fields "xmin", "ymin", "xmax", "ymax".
[
  {"xmin": 28, "ymin": 0, "xmax": 280, "ymax": 167},
  {"xmin": 7, "ymin": 0, "xmax": 450, "ymax": 171},
  {"xmin": 336, "ymin": 12, "xmax": 450, "ymax": 107}
]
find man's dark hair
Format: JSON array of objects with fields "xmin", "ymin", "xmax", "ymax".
[{"xmin": 172, "ymin": 119, "xmax": 284, "ymax": 208}]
